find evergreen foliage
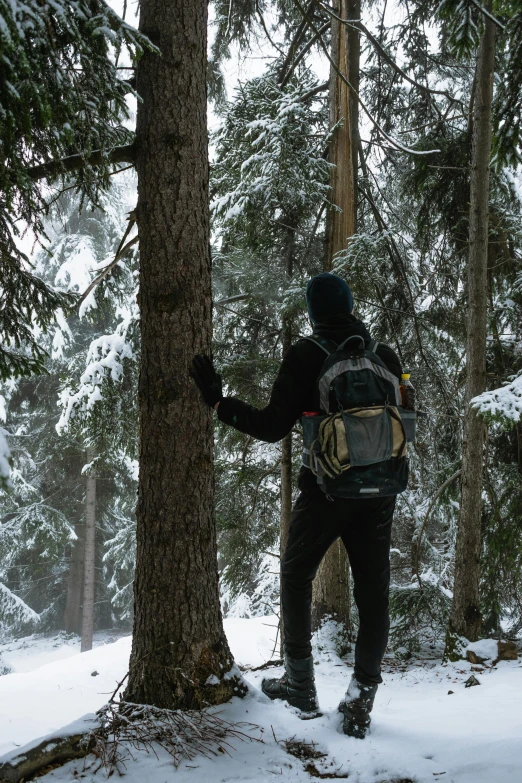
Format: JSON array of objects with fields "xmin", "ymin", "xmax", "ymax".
[
  {"xmin": 0, "ymin": 179, "xmax": 139, "ymax": 633},
  {"xmin": 0, "ymin": 0, "xmax": 521, "ymax": 654},
  {"xmin": 0, "ymin": 0, "xmax": 152, "ymax": 379}
]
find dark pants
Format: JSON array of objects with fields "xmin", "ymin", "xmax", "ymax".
[{"xmin": 281, "ymin": 492, "xmax": 395, "ymax": 686}]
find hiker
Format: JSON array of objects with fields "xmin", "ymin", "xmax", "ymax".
[{"xmin": 192, "ymin": 272, "xmax": 407, "ymax": 739}]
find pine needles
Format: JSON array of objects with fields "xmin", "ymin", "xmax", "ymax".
[{"xmin": 90, "ymin": 700, "xmax": 261, "ymax": 774}]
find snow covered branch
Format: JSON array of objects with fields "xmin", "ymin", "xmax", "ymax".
[{"xmin": 472, "ymin": 373, "xmax": 522, "ymax": 427}]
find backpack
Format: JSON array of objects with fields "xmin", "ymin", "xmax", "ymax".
[{"xmin": 301, "ymin": 334, "xmax": 412, "ymax": 499}]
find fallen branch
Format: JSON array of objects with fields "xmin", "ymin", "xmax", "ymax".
[
  {"xmin": 0, "ymin": 700, "xmax": 261, "ymax": 782},
  {"xmin": 0, "ymin": 716, "xmax": 96, "ymax": 783}
]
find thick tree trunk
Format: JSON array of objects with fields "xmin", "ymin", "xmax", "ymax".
[
  {"xmin": 447, "ymin": 11, "xmax": 496, "ymax": 650},
  {"xmin": 280, "ymin": 226, "xmax": 295, "ymax": 656},
  {"xmin": 124, "ymin": 0, "xmax": 241, "ymax": 709},
  {"xmin": 312, "ymin": 0, "xmax": 359, "ymax": 640},
  {"xmin": 280, "ymin": 407, "xmax": 292, "ymax": 658},
  {"xmin": 80, "ymin": 447, "xmax": 96, "ymax": 653},
  {"xmin": 64, "ymin": 522, "xmax": 85, "ymax": 635}
]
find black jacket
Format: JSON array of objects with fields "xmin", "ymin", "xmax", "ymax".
[
  {"xmin": 218, "ymin": 316, "xmax": 402, "ymax": 497},
  {"xmin": 218, "ymin": 315, "xmax": 402, "ymax": 444}
]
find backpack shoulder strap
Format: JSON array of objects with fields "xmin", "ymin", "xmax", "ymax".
[
  {"xmin": 368, "ymin": 339, "xmax": 380, "ymax": 354},
  {"xmin": 301, "ymin": 335, "xmax": 336, "ymax": 357}
]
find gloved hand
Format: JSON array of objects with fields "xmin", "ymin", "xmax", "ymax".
[{"xmin": 192, "ymin": 355, "xmax": 223, "ymax": 408}]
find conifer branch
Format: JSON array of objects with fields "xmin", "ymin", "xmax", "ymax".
[
  {"xmin": 297, "ymin": 81, "xmax": 329, "ymax": 102},
  {"xmin": 278, "ymin": 0, "xmax": 316, "ymax": 85},
  {"xmin": 315, "ymin": 1, "xmax": 467, "ymax": 108},
  {"xmin": 280, "ymin": 22, "xmax": 330, "ymax": 88},
  {"xmin": 468, "ymin": 0, "xmax": 506, "ymax": 31},
  {"xmin": 79, "ymin": 217, "xmax": 138, "ymax": 307},
  {"xmin": 293, "ymin": 0, "xmax": 441, "ymax": 155},
  {"xmin": 26, "ymin": 144, "xmax": 136, "ymax": 183},
  {"xmin": 255, "ymin": 0, "xmax": 285, "ymax": 55},
  {"xmin": 414, "ymin": 470, "xmax": 462, "ymax": 589}
]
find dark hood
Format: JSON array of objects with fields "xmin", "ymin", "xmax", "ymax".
[
  {"xmin": 312, "ymin": 315, "xmax": 372, "ymax": 347},
  {"xmin": 306, "ymin": 273, "xmax": 354, "ymax": 325}
]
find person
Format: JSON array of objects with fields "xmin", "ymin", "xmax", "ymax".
[{"xmin": 192, "ymin": 272, "xmax": 403, "ymax": 738}]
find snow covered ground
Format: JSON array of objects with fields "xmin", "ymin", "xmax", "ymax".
[{"xmin": 0, "ymin": 619, "xmax": 521, "ymax": 783}]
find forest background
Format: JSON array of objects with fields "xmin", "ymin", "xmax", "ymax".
[{"xmin": 0, "ymin": 0, "xmax": 522, "ymax": 677}]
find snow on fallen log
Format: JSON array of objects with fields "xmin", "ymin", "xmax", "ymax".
[{"xmin": 0, "ymin": 714, "xmax": 96, "ymax": 783}]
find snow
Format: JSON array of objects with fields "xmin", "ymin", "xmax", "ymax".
[
  {"xmin": 466, "ymin": 639, "xmax": 499, "ymax": 661},
  {"xmin": 0, "ymin": 582, "xmax": 38, "ymax": 632},
  {"xmin": 472, "ymin": 373, "xmax": 522, "ymax": 427},
  {"xmin": 0, "ymin": 620, "xmax": 521, "ymax": 783},
  {"xmin": 0, "ymin": 426, "xmax": 11, "ymax": 488}
]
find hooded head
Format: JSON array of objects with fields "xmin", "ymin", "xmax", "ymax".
[{"xmin": 306, "ymin": 273, "xmax": 354, "ymax": 325}]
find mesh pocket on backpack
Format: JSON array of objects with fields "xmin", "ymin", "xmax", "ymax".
[{"xmin": 341, "ymin": 407, "xmax": 394, "ymax": 467}]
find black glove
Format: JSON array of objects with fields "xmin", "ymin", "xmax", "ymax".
[{"xmin": 192, "ymin": 355, "xmax": 223, "ymax": 408}]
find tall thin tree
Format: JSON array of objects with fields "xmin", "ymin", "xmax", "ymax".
[
  {"xmin": 446, "ymin": 7, "xmax": 496, "ymax": 651},
  {"xmin": 80, "ymin": 446, "xmax": 96, "ymax": 653},
  {"xmin": 311, "ymin": 0, "xmax": 359, "ymax": 639}
]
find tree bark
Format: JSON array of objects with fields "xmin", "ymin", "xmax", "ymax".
[
  {"xmin": 0, "ymin": 727, "xmax": 94, "ymax": 783},
  {"xmin": 124, "ymin": 0, "xmax": 241, "ymax": 709},
  {"xmin": 279, "ymin": 226, "xmax": 295, "ymax": 656},
  {"xmin": 311, "ymin": 540, "xmax": 351, "ymax": 640},
  {"xmin": 324, "ymin": 0, "xmax": 357, "ymax": 268},
  {"xmin": 447, "ymin": 10, "xmax": 496, "ymax": 648},
  {"xmin": 80, "ymin": 446, "xmax": 96, "ymax": 653},
  {"xmin": 64, "ymin": 521, "xmax": 85, "ymax": 635},
  {"xmin": 312, "ymin": 0, "xmax": 359, "ymax": 640}
]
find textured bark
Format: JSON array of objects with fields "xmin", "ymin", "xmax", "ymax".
[
  {"xmin": 64, "ymin": 521, "xmax": 85, "ymax": 635},
  {"xmin": 0, "ymin": 732, "xmax": 93, "ymax": 783},
  {"xmin": 324, "ymin": 0, "xmax": 356, "ymax": 268},
  {"xmin": 347, "ymin": 0, "xmax": 361, "ymax": 234},
  {"xmin": 280, "ymin": 227, "xmax": 295, "ymax": 656},
  {"xmin": 448, "ymin": 11, "xmax": 496, "ymax": 645},
  {"xmin": 312, "ymin": 0, "xmax": 359, "ymax": 638},
  {"xmin": 124, "ymin": 0, "xmax": 241, "ymax": 709},
  {"xmin": 311, "ymin": 539, "xmax": 351, "ymax": 638},
  {"xmin": 280, "ymin": 428, "xmax": 292, "ymax": 658},
  {"xmin": 81, "ymin": 446, "xmax": 96, "ymax": 653}
]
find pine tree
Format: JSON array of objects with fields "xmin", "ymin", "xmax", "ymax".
[
  {"xmin": 447, "ymin": 6, "xmax": 497, "ymax": 648},
  {"xmin": 0, "ymin": 0, "xmax": 151, "ymax": 380},
  {"xmin": 123, "ymin": 0, "xmax": 243, "ymax": 710},
  {"xmin": 1, "ymin": 182, "xmax": 139, "ymax": 635}
]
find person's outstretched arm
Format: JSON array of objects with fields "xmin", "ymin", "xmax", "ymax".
[{"xmin": 192, "ymin": 346, "xmax": 308, "ymax": 444}]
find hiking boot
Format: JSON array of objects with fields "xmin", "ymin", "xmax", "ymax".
[
  {"xmin": 261, "ymin": 655, "xmax": 319, "ymax": 713},
  {"xmin": 338, "ymin": 674, "xmax": 378, "ymax": 739}
]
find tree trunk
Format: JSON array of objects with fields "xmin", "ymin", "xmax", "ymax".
[
  {"xmin": 64, "ymin": 521, "xmax": 85, "ymax": 635},
  {"xmin": 447, "ymin": 10, "xmax": 496, "ymax": 650},
  {"xmin": 280, "ymin": 226, "xmax": 295, "ymax": 656},
  {"xmin": 312, "ymin": 0, "xmax": 359, "ymax": 639},
  {"xmin": 80, "ymin": 447, "xmax": 96, "ymax": 653},
  {"xmin": 311, "ymin": 540, "xmax": 351, "ymax": 639},
  {"xmin": 124, "ymin": 0, "xmax": 241, "ymax": 709},
  {"xmin": 324, "ymin": 0, "xmax": 357, "ymax": 267}
]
